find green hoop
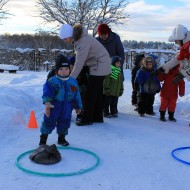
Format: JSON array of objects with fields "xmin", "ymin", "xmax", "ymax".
[{"xmin": 16, "ymin": 146, "xmax": 100, "ymax": 177}]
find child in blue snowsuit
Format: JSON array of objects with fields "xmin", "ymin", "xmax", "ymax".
[
  {"xmin": 39, "ymin": 54, "xmax": 82, "ymax": 146},
  {"xmin": 135, "ymin": 56, "xmax": 161, "ymax": 116}
]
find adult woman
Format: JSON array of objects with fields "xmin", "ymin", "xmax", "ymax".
[
  {"xmin": 96, "ymin": 23, "xmax": 125, "ymax": 114},
  {"xmin": 59, "ymin": 23, "xmax": 111, "ymax": 126}
]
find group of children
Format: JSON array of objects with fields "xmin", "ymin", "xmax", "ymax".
[
  {"xmin": 131, "ymin": 54, "xmax": 185, "ymax": 121},
  {"xmin": 38, "ymin": 52, "xmax": 185, "ymax": 147},
  {"xmin": 39, "ymin": 53, "xmax": 124, "ymax": 146}
]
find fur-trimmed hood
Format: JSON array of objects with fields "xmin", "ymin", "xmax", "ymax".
[
  {"xmin": 142, "ymin": 56, "xmax": 155, "ymax": 69},
  {"xmin": 73, "ymin": 24, "xmax": 87, "ymax": 41}
]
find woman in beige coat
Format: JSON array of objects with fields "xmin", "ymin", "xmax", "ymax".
[{"xmin": 59, "ymin": 23, "xmax": 111, "ymax": 126}]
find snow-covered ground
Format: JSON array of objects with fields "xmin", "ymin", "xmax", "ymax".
[{"xmin": 1, "ymin": 69, "xmax": 190, "ymax": 190}]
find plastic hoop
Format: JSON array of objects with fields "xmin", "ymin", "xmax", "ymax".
[
  {"xmin": 16, "ymin": 146, "xmax": 100, "ymax": 177},
  {"xmin": 171, "ymin": 146, "xmax": 190, "ymax": 165}
]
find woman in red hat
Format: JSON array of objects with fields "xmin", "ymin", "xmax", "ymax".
[{"xmin": 96, "ymin": 23, "xmax": 125, "ymax": 115}]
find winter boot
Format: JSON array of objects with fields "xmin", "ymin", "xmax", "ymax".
[
  {"xmin": 39, "ymin": 134, "xmax": 48, "ymax": 145},
  {"xmin": 57, "ymin": 134, "xmax": 69, "ymax": 146},
  {"xmin": 160, "ymin": 111, "xmax": 166, "ymax": 122},
  {"xmin": 168, "ymin": 112, "xmax": 176, "ymax": 122}
]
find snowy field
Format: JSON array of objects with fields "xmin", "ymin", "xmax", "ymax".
[{"xmin": 1, "ymin": 69, "xmax": 190, "ymax": 190}]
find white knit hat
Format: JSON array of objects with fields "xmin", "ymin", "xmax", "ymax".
[
  {"xmin": 168, "ymin": 24, "xmax": 188, "ymax": 42},
  {"xmin": 59, "ymin": 24, "xmax": 74, "ymax": 40}
]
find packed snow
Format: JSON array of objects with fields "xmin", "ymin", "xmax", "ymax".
[{"xmin": 1, "ymin": 69, "xmax": 190, "ymax": 190}]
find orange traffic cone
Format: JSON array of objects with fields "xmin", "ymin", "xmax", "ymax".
[{"xmin": 28, "ymin": 110, "xmax": 38, "ymax": 128}]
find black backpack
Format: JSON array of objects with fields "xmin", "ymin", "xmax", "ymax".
[{"xmin": 143, "ymin": 77, "xmax": 160, "ymax": 94}]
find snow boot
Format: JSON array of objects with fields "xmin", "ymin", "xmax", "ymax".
[
  {"xmin": 168, "ymin": 112, "xmax": 176, "ymax": 122},
  {"xmin": 39, "ymin": 134, "xmax": 48, "ymax": 145},
  {"xmin": 160, "ymin": 111, "xmax": 166, "ymax": 122},
  {"xmin": 57, "ymin": 134, "xmax": 69, "ymax": 146}
]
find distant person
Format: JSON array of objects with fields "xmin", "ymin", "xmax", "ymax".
[
  {"xmin": 96, "ymin": 23, "xmax": 125, "ymax": 114},
  {"xmin": 135, "ymin": 56, "xmax": 161, "ymax": 116},
  {"xmin": 59, "ymin": 23, "xmax": 111, "ymax": 126},
  {"xmin": 103, "ymin": 56, "xmax": 124, "ymax": 118},
  {"xmin": 158, "ymin": 64, "xmax": 185, "ymax": 122},
  {"xmin": 131, "ymin": 54, "xmax": 144, "ymax": 107},
  {"xmin": 39, "ymin": 54, "xmax": 82, "ymax": 146}
]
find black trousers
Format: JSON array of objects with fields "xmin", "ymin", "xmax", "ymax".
[
  {"xmin": 137, "ymin": 93, "xmax": 155, "ymax": 114},
  {"xmin": 82, "ymin": 75, "xmax": 105, "ymax": 123},
  {"xmin": 104, "ymin": 95, "xmax": 118, "ymax": 115}
]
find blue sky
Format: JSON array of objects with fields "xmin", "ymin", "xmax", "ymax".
[{"xmin": 0, "ymin": 0, "xmax": 190, "ymax": 42}]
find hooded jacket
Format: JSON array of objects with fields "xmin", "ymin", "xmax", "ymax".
[
  {"xmin": 135, "ymin": 57, "xmax": 161, "ymax": 94},
  {"xmin": 70, "ymin": 24, "xmax": 111, "ymax": 78}
]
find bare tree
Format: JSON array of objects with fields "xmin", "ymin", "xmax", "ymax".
[
  {"xmin": 36, "ymin": 0, "xmax": 129, "ymax": 36},
  {"xmin": 0, "ymin": 0, "xmax": 9, "ymax": 21}
]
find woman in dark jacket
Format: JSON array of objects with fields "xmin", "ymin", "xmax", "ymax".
[{"xmin": 96, "ymin": 23, "xmax": 125, "ymax": 114}]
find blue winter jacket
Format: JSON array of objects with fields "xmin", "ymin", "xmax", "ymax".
[
  {"xmin": 43, "ymin": 76, "xmax": 82, "ymax": 109},
  {"xmin": 41, "ymin": 76, "xmax": 82, "ymax": 135},
  {"xmin": 135, "ymin": 67, "xmax": 161, "ymax": 94}
]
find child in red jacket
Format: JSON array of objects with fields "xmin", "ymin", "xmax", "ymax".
[{"xmin": 158, "ymin": 64, "xmax": 185, "ymax": 122}]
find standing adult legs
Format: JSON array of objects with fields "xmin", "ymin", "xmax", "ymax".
[{"xmin": 77, "ymin": 75, "xmax": 104, "ymax": 125}]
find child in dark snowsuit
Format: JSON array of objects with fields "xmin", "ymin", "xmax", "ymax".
[
  {"xmin": 103, "ymin": 56, "xmax": 124, "ymax": 117},
  {"xmin": 39, "ymin": 54, "xmax": 82, "ymax": 146},
  {"xmin": 158, "ymin": 64, "xmax": 185, "ymax": 122},
  {"xmin": 131, "ymin": 54, "xmax": 144, "ymax": 107},
  {"xmin": 135, "ymin": 56, "xmax": 161, "ymax": 117}
]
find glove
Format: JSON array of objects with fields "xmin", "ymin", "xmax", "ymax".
[
  {"xmin": 44, "ymin": 102, "xmax": 54, "ymax": 117},
  {"xmin": 172, "ymin": 73, "xmax": 185, "ymax": 84},
  {"xmin": 180, "ymin": 67, "xmax": 190, "ymax": 81}
]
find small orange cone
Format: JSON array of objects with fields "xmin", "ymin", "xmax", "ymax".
[{"xmin": 28, "ymin": 110, "xmax": 38, "ymax": 128}]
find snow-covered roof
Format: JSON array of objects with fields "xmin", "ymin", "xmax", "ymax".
[
  {"xmin": 0, "ymin": 64, "xmax": 19, "ymax": 70},
  {"xmin": 16, "ymin": 48, "xmax": 35, "ymax": 53},
  {"xmin": 124, "ymin": 48, "xmax": 176, "ymax": 54}
]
